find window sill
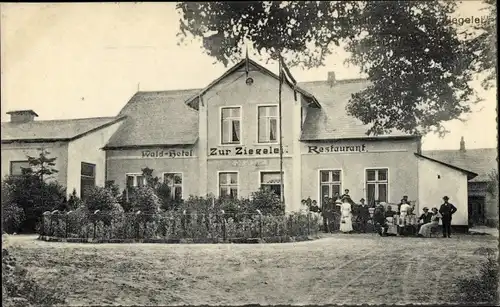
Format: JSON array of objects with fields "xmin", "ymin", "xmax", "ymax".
[
  {"xmin": 253, "ymin": 142, "xmax": 280, "ymax": 146},
  {"xmin": 218, "ymin": 143, "xmax": 242, "ymax": 147}
]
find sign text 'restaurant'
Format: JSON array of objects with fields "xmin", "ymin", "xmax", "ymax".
[{"xmin": 308, "ymin": 144, "xmax": 366, "ymax": 154}]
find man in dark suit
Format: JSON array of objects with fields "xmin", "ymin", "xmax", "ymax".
[
  {"xmin": 439, "ymin": 196, "xmax": 457, "ymax": 238},
  {"xmin": 357, "ymin": 198, "xmax": 370, "ymax": 233},
  {"xmin": 373, "ymin": 204, "xmax": 387, "ymax": 236}
]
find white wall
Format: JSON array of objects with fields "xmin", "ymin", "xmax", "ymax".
[
  {"xmin": 417, "ymin": 157, "xmax": 468, "ymax": 226},
  {"xmin": 67, "ymin": 120, "xmax": 124, "ymax": 196},
  {"xmin": 1, "ymin": 142, "xmax": 69, "ymax": 184}
]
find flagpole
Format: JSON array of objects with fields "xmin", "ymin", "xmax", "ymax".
[{"xmin": 278, "ymin": 54, "xmax": 284, "ymax": 207}]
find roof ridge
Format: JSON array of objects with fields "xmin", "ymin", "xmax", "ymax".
[
  {"xmin": 136, "ymin": 88, "xmax": 201, "ymax": 94},
  {"xmin": 1, "ymin": 116, "xmax": 118, "ymax": 124},
  {"xmin": 424, "ymin": 148, "xmax": 497, "ymax": 151},
  {"xmin": 298, "ymin": 78, "xmax": 369, "ymax": 85}
]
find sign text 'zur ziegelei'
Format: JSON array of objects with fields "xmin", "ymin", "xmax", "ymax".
[{"xmin": 210, "ymin": 146, "xmax": 288, "ymax": 156}]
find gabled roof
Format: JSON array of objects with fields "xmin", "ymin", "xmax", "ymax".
[
  {"xmin": 103, "ymin": 89, "xmax": 200, "ymax": 149},
  {"xmin": 423, "ymin": 148, "xmax": 497, "ymax": 182},
  {"xmin": 1, "ymin": 116, "xmax": 125, "ymax": 144},
  {"xmin": 298, "ymin": 79, "xmax": 413, "ymax": 141},
  {"xmin": 185, "ymin": 58, "xmax": 321, "ymax": 110},
  {"xmin": 415, "ymin": 153, "xmax": 479, "ymax": 181}
]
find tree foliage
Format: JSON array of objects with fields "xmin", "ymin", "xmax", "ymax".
[
  {"xmin": 25, "ymin": 148, "xmax": 59, "ymax": 181},
  {"xmin": 465, "ymin": 0, "xmax": 497, "ymax": 90},
  {"xmin": 2, "ymin": 149, "xmax": 66, "ymax": 233},
  {"xmin": 176, "ymin": 0, "xmax": 496, "ymax": 136}
]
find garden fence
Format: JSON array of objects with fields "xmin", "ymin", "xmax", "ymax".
[{"xmin": 39, "ymin": 210, "xmax": 321, "ymax": 242}]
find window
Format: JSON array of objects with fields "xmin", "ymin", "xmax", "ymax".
[
  {"xmin": 163, "ymin": 173, "xmax": 183, "ymax": 200},
  {"xmin": 221, "ymin": 107, "xmax": 241, "ymax": 144},
  {"xmin": 219, "ymin": 172, "xmax": 238, "ymax": 198},
  {"xmin": 319, "ymin": 170, "xmax": 342, "ymax": 208},
  {"xmin": 260, "ymin": 171, "xmax": 283, "ymax": 198},
  {"xmin": 258, "ymin": 106, "xmax": 278, "ymax": 143},
  {"xmin": 126, "ymin": 173, "xmax": 145, "ymax": 196},
  {"xmin": 10, "ymin": 161, "xmax": 31, "ymax": 176},
  {"xmin": 366, "ymin": 168, "xmax": 388, "ymax": 206},
  {"xmin": 80, "ymin": 162, "xmax": 96, "ymax": 200}
]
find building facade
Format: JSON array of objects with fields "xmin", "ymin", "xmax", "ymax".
[
  {"xmin": 2, "ymin": 59, "xmax": 483, "ymax": 230},
  {"xmin": 1, "ymin": 111, "xmax": 125, "ymax": 198},
  {"xmin": 102, "ymin": 59, "xmax": 477, "ymax": 228}
]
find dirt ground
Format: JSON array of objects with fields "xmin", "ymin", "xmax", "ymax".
[{"xmin": 4, "ymin": 233, "xmax": 497, "ymax": 306}]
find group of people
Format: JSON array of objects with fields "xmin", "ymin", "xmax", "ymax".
[
  {"xmin": 301, "ymin": 192, "xmax": 458, "ymax": 238},
  {"xmin": 373, "ymin": 196, "xmax": 457, "ymax": 238}
]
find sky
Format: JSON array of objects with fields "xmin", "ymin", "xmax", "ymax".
[{"xmin": 1, "ymin": 2, "xmax": 497, "ymax": 151}]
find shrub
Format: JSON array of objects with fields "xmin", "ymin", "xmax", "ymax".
[
  {"xmin": 456, "ymin": 247, "xmax": 498, "ymax": 305},
  {"xmin": 249, "ymin": 188, "xmax": 284, "ymax": 215},
  {"xmin": 83, "ymin": 186, "xmax": 116, "ymax": 212},
  {"xmin": 3, "ymin": 174, "xmax": 66, "ymax": 233},
  {"xmin": 131, "ymin": 186, "xmax": 161, "ymax": 214},
  {"xmin": 105, "ymin": 180, "xmax": 121, "ymax": 198},
  {"xmin": 64, "ymin": 189, "xmax": 82, "ymax": 211},
  {"xmin": 117, "ymin": 189, "xmax": 133, "ymax": 212},
  {"xmin": 1, "ymin": 183, "xmax": 25, "ymax": 234}
]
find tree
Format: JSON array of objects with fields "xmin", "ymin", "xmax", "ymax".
[
  {"xmin": 465, "ymin": 0, "xmax": 497, "ymax": 90},
  {"xmin": 25, "ymin": 148, "xmax": 59, "ymax": 182},
  {"xmin": 2, "ymin": 149, "xmax": 66, "ymax": 233},
  {"xmin": 176, "ymin": 1, "xmax": 495, "ymax": 136},
  {"xmin": 486, "ymin": 168, "xmax": 499, "ymax": 196}
]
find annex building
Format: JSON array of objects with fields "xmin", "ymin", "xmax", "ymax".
[{"xmin": 1, "ymin": 58, "xmax": 484, "ymax": 230}]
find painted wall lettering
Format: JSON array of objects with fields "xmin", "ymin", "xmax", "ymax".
[
  {"xmin": 209, "ymin": 146, "xmax": 289, "ymax": 156},
  {"xmin": 307, "ymin": 144, "xmax": 366, "ymax": 154},
  {"xmin": 142, "ymin": 149, "xmax": 194, "ymax": 158}
]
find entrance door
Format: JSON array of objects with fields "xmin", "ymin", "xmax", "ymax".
[{"xmin": 468, "ymin": 196, "xmax": 486, "ymax": 226}]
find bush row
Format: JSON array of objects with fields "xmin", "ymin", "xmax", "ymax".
[{"xmin": 41, "ymin": 210, "xmax": 320, "ymax": 241}]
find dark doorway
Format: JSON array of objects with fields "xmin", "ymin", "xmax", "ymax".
[{"xmin": 468, "ymin": 196, "xmax": 486, "ymax": 226}]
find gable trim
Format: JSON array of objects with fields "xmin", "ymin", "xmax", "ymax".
[{"xmin": 185, "ymin": 58, "xmax": 321, "ymax": 110}]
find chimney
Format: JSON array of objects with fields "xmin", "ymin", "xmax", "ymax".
[
  {"xmin": 327, "ymin": 71, "xmax": 336, "ymax": 83},
  {"xmin": 6, "ymin": 110, "xmax": 38, "ymax": 123},
  {"xmin": 460, "ymin": 136, "xmax": 466, "ymax": 152}
]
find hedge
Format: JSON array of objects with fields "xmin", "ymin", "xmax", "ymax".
[{"xmin": 39, "ymin": 210, "xmax": 321, "ymax": 243}]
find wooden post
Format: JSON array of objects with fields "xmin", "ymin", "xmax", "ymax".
[
  {"xmin": 259, "ymin": 215, "xmax": 263, "ymax": 239},
  {"xmin": 222, "ymin": 215, "xmax": 227, "ymax": 242},
  {"xmin": 49, "ymin": 215, "xmax": 53, "ymax": 236},
  {"xmin": 65, "ymin": 214, "xmax": 69, "ymax": 238},
  {"xmin": 307, "ymin": 213, "xmax": 310, "ymax": 236}
]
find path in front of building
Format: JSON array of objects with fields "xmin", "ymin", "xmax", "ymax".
[
  {"xmin": 469, "ymin": 226, "xmax": 499, "ymax": 237},
  {"xmin": 5, "ymin": 232, "xmax": 498, "ymax": 306}
]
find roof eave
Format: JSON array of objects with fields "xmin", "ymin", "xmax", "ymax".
[
  {"xmin": 300, "ymin": 135, "xmax": 419, "ymax": 142},
  {"xmin": 102, "ymin": 142, "xmax": 196, "ymax": 151},
  {"xmin": 1, "ymin": 138, "xmax": 70, "ymax": 144},
  {"xmin": 1, "ymin": 116, "xmax": 127, "ymax": 145}
]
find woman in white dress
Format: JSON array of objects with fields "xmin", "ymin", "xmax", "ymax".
[{"xmin": 339, "ymin": 197, "xmax": 353, "ymax": 233}]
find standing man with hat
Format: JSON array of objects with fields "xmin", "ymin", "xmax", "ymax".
[{"xmin": 439, "ymin": 196, "xmax": 457, "ymax": 238}]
